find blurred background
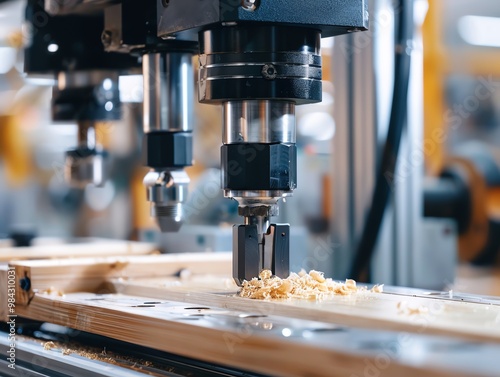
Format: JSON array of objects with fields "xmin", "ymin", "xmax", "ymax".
[{"xmin": 1, "ymin": 0, "xmax": 500, "ymax": 293}]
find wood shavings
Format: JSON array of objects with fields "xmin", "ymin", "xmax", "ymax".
[
  {"xmin": 43, "ymin": 341, "xmax": 56, "ymax": 350},
  {"xmin": 42, "ymin": 339, "xmax": 145, "ymax": 367},
  {"xmin": 68, "ymin": 349, "xmax": 117, "ymax": 364},
  {"xmin": 41, "ymin": 286, "xmax": 65, "ymax": 297},
  {"xmin": 397, "ymin": 301, "xmax": 429, "ymax": 316},
  {"xmin": 371, "ymin": 284, "xmax": 384, "ymax": 293},
  {"xmin": 239, "ymin": 270, "xmax": 381, "ymax": 300}
]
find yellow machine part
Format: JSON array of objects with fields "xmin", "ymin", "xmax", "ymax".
[
  {"xmin": 423, "ymin": 0, "xmax": 500, "ymax": 260},
  {"xmin": 0, "ymin": 114, "xmax": 32, "ymax": 186}
]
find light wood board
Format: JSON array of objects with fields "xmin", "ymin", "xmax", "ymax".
[
  {"xmin": 14, "ymin": 292, "xmax": 495, "ymax": 377},
  {"xmin": 109, "ymin": 276, "xmax": 500, "ymax": 344},
  {"xmin": 0, "ymin": 240, "xmax": 157, "ymax": 262},
  {"xmin": 8, "ymin": 253, "xmax": 232, "ymax": 305},
  {"xmin": 7, "ymin": 253, "xmax": 500, "ymax": 377},
  {"xmin": 9, "ymin": 250, "xmax": 500, "ymax": 344}
]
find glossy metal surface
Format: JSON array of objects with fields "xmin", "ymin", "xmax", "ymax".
[
  {"xmin": 144, "ymin": 170, "xmax": 190, "ymax": 232},
  {"xmin": 223, "ymin": 100, "xmax": 295, "ymax": 144},
  {"xmin": 143, "ymin": 52, "xmax": 193, "ymax": 133},
  {"xmin": 226, "ymin": 190, "xmax": 292, "ymax": 203}
]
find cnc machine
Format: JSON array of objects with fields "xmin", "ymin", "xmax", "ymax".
[{"xmin": 1, "ymin": 1, "xmax": 500, "ymax": 377}]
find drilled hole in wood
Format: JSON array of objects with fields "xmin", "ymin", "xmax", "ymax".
[
  {"xmin": 239, "ymin": 314, "xmax": 268, "ymax": 318},
  {"xmin": 309, "ymin": 327, "xmax": 346, "ymax": 333}
]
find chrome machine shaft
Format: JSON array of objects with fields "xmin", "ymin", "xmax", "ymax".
[{"xmin": 142, "ymin": 52, "xmax": 194, "ymax": 232}]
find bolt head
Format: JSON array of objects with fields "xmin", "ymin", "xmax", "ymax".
[
  {"xmin": 262, "ymin": 64, "xmax": 277, "ymax": 80},
  {"xmin": 19, "ymin": 277, "xmax": 31, "ymax": 292},
  {"xmin": 241, "ymin": 0, "xmax": 258, "ymax": 11}
]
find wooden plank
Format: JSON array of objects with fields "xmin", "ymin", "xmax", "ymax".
[
  {"xmin": 0, "ymin": 265, "xmax": 8, "ymax": 321},
  {"xmin": 0, "ymin": 265, "xmax": 18, "ymax": 322},
  {"xmin": 9, "ymin": 253, "xmax": 500, "ymax": 345},
  {"xmin": 0, "ymin": 240, "xmax": 157, "ymax": 262},
  {"xmin": 10, "ymin": 253, "xmax": 232, "ymax": 305},
  {"xmin": 14, "ymin": 292, "xmax": 483, "ymax": 377},
  {"xmin": 9, "ymin": 254, "xmax": 500, "ymax": 377},
  {"xmin": 109, "ymin": 276, "xmax": 500, "ymax": 344}
]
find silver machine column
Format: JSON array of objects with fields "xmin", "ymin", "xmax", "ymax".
[
  {"xmin": 142, "ymin": 52, "xmax": 194, "ymax": 232},
  {"xmin": 332, "ymin": 0, "xmax": 455, "ymax": 288}
]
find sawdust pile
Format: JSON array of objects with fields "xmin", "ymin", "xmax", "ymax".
[
  {"xmin": 42, "ymin": 341, "xmax": 154, "ymax": 368},
  {"xmin": 43, "ymin": 341, "xmax": 117, "ymax": 364},
  {"xmin": 239, "ymin": 269, "xmax": 383, "ymax": 300}
]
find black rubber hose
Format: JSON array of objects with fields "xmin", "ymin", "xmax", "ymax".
[{"xmin": 349, "ymin": 0, "xmax": 414, "ymax": 281}]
